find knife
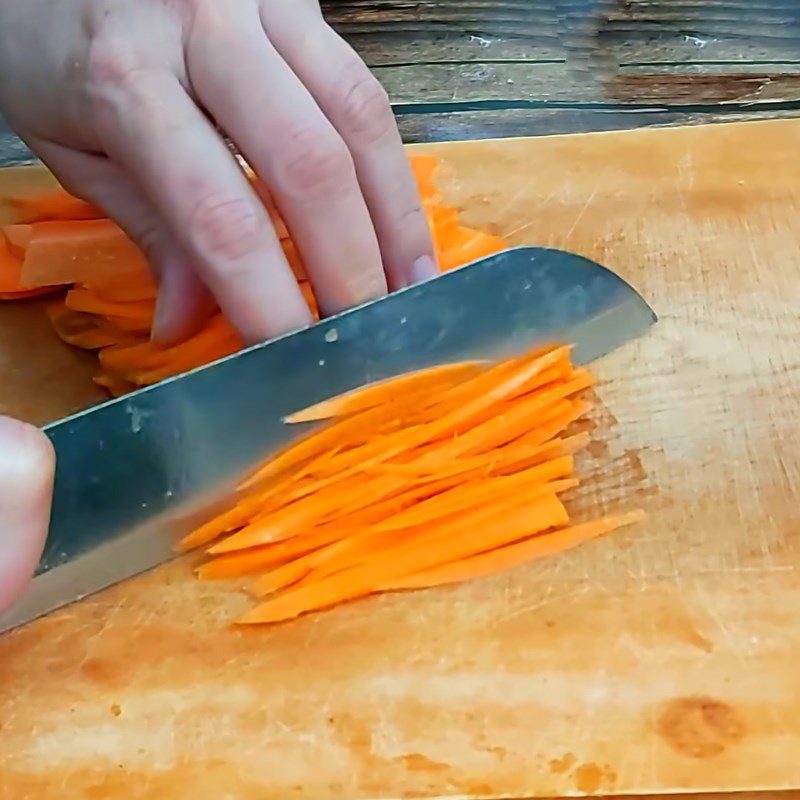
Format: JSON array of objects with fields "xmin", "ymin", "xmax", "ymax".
[{"xmin": 0, "ymin": 246, "xmax": 656, "ymax": 634}]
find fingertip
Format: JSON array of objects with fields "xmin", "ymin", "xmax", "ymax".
[
  {"xmin": 408, "ymin": 254, "xmax": 439, "ymax": 286},
  {"xmin": 151, "ymin": 248, "xmax": 216, "ymax": 346},
  {"xmin": 0, "ymin": 417, "xmax": 55, "ymax": 481},
  {"xmin": 0, "ymin": 417, "xmax": 54, "ymax": 614}
]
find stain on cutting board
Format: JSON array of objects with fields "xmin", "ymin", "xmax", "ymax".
[{"xmin": 656, "ymin": 696, "xmax": 747, "ymax": 759}]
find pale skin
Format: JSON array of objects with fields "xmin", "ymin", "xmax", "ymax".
[{"xmin": 0, "ymin": 0, "xmax": 437, "ymax": 613}]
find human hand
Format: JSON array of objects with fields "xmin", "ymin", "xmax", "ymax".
[
  {"xmin": 0, "ymin": 417, "xmax": 54, "ymax": 615},
  {"xmin": 0, "ymin": 0, "xmax": 436, "ymax": 344}
]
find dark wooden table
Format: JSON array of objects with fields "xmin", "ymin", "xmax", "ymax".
[{"xmin": 2, "ymin": 0, "xmax": 799, "ymax": 166}]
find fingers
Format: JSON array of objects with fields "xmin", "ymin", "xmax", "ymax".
[
  {"xmin": 0, "ymin": 417, "xmax": 54, "ymax": 615},
  {"xmin": 150, "ymin": 240, "xmax": 216, "ymax": 345},
  {"xmin": 83, "ymin": 60, "xmax": 311, "ymax": 344},
  {"xmin": 31, "ymin": 139, "xmax": 214, "ymax": 343},
  {"xmin": 259, "ymin": 2, "xmax": 437, "ymax": 290},
  {"xmin": 185, "ymin": 2, "xmax": 388, "ymax": 316}
]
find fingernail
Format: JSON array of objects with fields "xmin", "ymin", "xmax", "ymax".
[{"xmin": 409, "ymin": 254, "xmax": 439, "ymax": 285}]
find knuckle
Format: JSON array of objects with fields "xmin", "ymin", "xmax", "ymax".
[
  {"xmin": 185, "ymin": 194, "xmax": 264, "ymax": 262},
  {"xmin": 279, "ymin": 127, "xmax": 354, "ymax": 199},
  {"xmin": 85, "ymin": 33, "xmax": 141, "ymax": 91},
  {"xmin": 336, "ymin": 62, "xmax": 394, "ymax": 143},
  {"xmin": 128, "ymin": 220, "xmax": 164, "ymax": 263},
  {"xmin": 165, "ymin": 0, "xmax": 213, "ymax": 22},
  {"xmin": 396, "ymin": 202, "xmax": 428, "ymax": 233}
]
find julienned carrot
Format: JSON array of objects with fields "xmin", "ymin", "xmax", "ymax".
[
  {"xmin": 0, "ymin": 237, "xmax": 63, "ymax": 299},
  {"xmin": 0, "ymin": 237, "xmax": 26, "ymax": 292},
  {"xmin": 86, "ymin": 273, "xmax": 157, "ymax": 303},
  {"xmin": 302, "ymin": 478, "xmax": 580, "ymax": 584},
  {"xmin": 46, "ymin": 304, "xmax": 124, "ymax": 349},
  {"xmin": 251, "ymin": 491, "xmax": 552, "ymax": 599},
  {"xmin": 278, "ymin": 347, "xmax": 576, "ymax": 484},
  {"xmin": 2, "ymin": 224, "xmax": 31, "ymax": 257},
  {"xmin": 367, "ymin": 435, "xmax": 568, "ymax": 478},
  {"xmin": 367, "ymin": 458, "xmax": 574, "ymax": 534},
  {"xmin": 210, "ymin": 471, "xmax": 417, "ymax": 553},
  {"xmin": 177, "ymin": 343, "xmax": 644, "ymax": 625},
  {"xmin": 196, "ymin": 473, "xmax": 479, "ymax": 578},
  {"xmin": 284, "ymin": 361, "xmax": 488, "ymax": 424},
  {"xmin": 437, "ymin": 226, "xmax": 509, "ymax": 272},
  {"xmin": 177, "ymin": 496, "xmax": 267, "ymax": 552},
  {"xmin": 418, "ymin": 373, "xmax": 595, "ymax": 463},
  {"xmin": 92, "ymin": 373, "xmax": 137, "ymax": 397},
  {"xmin": 0, "ymin": 287, "xmax": 61, "ymax": 300},
  {"xmin": 240, "ymin": 494, "xmax": 570, "ymax": 623},
  {"xmin": 380, "ymin": 511, "xmax": 647, "ymax": 592},
  {"xmin": 236, "ymin": 397, "xmax": 426, "ymax": 490},
  {"xmin": 65, "ymin": 288, "xmax": 155, "ymax": 321},
  {"xmin": 409, "ymin": 154, "xmax": 440, "ymax": 200},
  {"xmin": 197, "ymin": 540, "xmax": 316, "ymax": 580}
]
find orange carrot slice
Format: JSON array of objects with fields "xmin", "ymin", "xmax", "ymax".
[
  {"xmin": 46, "ymin": 304, "xmax": 126, "ymax": 349},
  {"xmin": 381, "ymin": 511, "xmax": 646, "ymax": 591},
  {"xmin": 239, "ymin": 493, "xmax": 569, "ymax": 622},
  {"xmin": 438, "ymin": 227, "xmax": 508, "ymax": 272},
  {"xmin": 284, "ymin": 361, "xmax": 488, "ymax": 424},
  {"xmin": 2, "ymin": 224, "xmax": 32, "ymax": 257},
  {"xmin": 0, "ymin": 236, "xmax": 63, "ymax": 298},
  {"xmin": 305, "ymin": 476, "xmax": 579, "ymax": 582},
  {"xmin": 19, "ymin": 219, "xmax": 148, "ymax": 288},
  {"xmin": 65, "ymin": 288, "xmax": 155, "ymax": 321},
  {"xmin": 93, "ymin": 372, "xmax": 138, "ymax": 397}
]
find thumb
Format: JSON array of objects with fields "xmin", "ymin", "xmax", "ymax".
[{"xmin": 0, "ymin": 417, "xmax": 55, "ymax": 614}]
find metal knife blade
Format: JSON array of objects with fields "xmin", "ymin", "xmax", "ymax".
[{"xmin": 0, "ymin": 246, "xmax": 656, "ymax": 634}]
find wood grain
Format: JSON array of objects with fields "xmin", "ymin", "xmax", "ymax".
[
  {"xmin": 1, "ymin": 118, "xmax": 799, "ymax": 799},
  {"xmin": 4, "ymin": 0, "xmax": 800, "ymax": 165}
]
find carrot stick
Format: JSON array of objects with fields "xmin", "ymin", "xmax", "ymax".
[
  {"xmin": 2, "ymin": 224, "xmax": 31, "ymax": 257},
  {"xmin": 46, "ymin": 304, "xmax": 125, "ymax": 349},
  {"xmin": 418, "ymin": 372, "xmax": 595, "ymax": 463},
  {"xmin": 19, "ymin": 219, "xmax": 148, "ymax": 288},
  {"xmin": 0, "ymin": 287, "xmax": 63, "ymax": 300},
  {"xmin": 65, "ymin": 288, "xmax": 155, "ymax": 321},
  {"xmin": 0, "ymin": 236, "xmax": 26, "ymax": 292},
  {"xmin": 239, "ymin": 494, "xmax": 569, "ymax": 623},
  {"xmin": 198, "ymin": 541, "xmax": 315, "ymax": 580},
  {"xmin": 371, "ymin": 429, "xmax": 570, "ymax": 479},
  {"xmin": 284, "ymin": 361, "xmax": 488, "ymax": 424},
  {"xmin": 178, "ymin": 496, "xmax": 266, "ymax": 552},
  {"xmin": 85, "ymin": 273, "xmax": 157, "ymax": 302},
  {"xmin": 381, "ymin": 511, "xmax": 646, "ymax": 591},
  {"xmin": 236, "ymin": 398, "xmax": 424, "ymax": 490},
  {"xmin": 249, "ymin": 548, "xmax": 326, "ymax": 596},
  {"xmin": 278, "ymin": 347, "xmax": 576, "ymax": 482},
  {"xmin": 0, "ymin": 236, "xmax": 63, "ymax": 298},
  {"xmin": 295, "ymin": 492, "xmax": 568, "ymax": 590},
  {"xmin": 409, "ymin": 154, "xmax": 440, "ymax": 200},
  {"xmin": 93, "ymin": 372, "xmax": 137, "ymax": 397},
  {"xmin": 306, "ymin": 476, "xmax": 579, "ymax": 582},
  {"xmin": 199, "ymin": 474, "xmax": 471, "ymax": 579},
  {"xmin": 368, "ymin": 457, "xmax": 574, "ymax": 533},
  {"xmin": 210, "ymin": 473, "xmax": 413, "ymax": 553}
]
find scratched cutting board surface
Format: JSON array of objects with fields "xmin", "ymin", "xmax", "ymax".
[{"xmin": 1, "ymin": 119, "xmax": 799, "ymax": 799}]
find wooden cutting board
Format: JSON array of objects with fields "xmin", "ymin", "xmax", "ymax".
[{"xmin": 1, "ymin": 119, "xmax": 799, "ymax": 800}]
